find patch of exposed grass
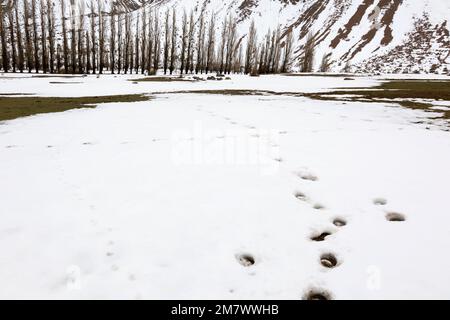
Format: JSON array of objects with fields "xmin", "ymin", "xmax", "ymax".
[
  {"xmin": 308, "ymin": 80, "xmax": 450, "ymax": 120},
  {"xmin": 156, "ymin": 89, "xmax": 303, "ymax": 96},
  {"xmin": 283, "ymin": 73, "xmax": 360, "ymax": 78},
  {"xmin": 49, "ymin": 81, "xmax": 84, "ymax": 84},
  {"xmin": 130, "ymin": 76, "xmax": 194, "ymax": 82},
  {"xmin": 0, "ymin": 94, "xmax": 150, "ymax": 121}
]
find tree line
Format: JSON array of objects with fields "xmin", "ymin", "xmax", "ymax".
[{"xmin": 0, "ymin": 0, "xmax": 323, "ymax": 75}]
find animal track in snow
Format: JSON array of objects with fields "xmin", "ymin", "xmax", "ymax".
[
  {"xmin": 313, "ymin": 203, "xmax": 326, "ymax": 210},
  {"xmin": 373, "ymin": 198, "xmax": 387, "ymax": 206},
  {"xmin": 297, "ymin": 172, "xmax": 318, "ymax": 182},
  {"xmin": 386, "ymin": 212, "xmax": 406, "ymax": 222},
  {"xmin": 236, "ymin": 253, "xmax": 255, "ymax": 267},
  {"xmin": 311, "ymin": 231, "xmax": 333, "ymax": 242},
  {"xmin": 332, "ymin": 218, "xmax": 347, "ymax": 227},
  {"xmin": 303, "ymin": 288, "xmax": 333, "ymax": 300},
  {"xmin": 294, "ymin": 191, "xmax": 308, "ymax": 201},
  {"xmin": 320, "ymin": 253, "xmax": 339, "ymax": 269}
]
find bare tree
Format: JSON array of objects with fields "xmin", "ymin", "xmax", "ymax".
[
  {"xmin": 319, "ymin": 53, "xmax": 332, "ymax": 72},
  {"xmin": 218, "ymin": 16, "xmax": 228, "ymax": 74},
  {"xmin": 39, "ymin": 0, "xmax": 47, "ymax": 73},
  {"xmin": 145, "ymin": 9, "xmax": 153, "ymax": 74},
  {"xmin": 179, "ymin": 10, "xmax": 187, "ymax": 75},
  {"xmin": 109, "ymin": 3, "xmax": 116, "ymax": 74},
  {"xmin": 195, "ymin": 13, "xmax": 205, "ymax": 74},
  {"xmin": 7, "ymin": 0, "xmax": 17, "ymax": 72},
  {"xmin": 162, "ymin": 9, "xmax": 170, "ymax": 75},
  {"xmin": 270, "ymin": 27, "xmax": 281, "ymax": 73},
  {"xmin": 46, "ymin": 0, "xmax": 55, "ymax": 73},
  {"xmin": 123, "ymin": 12, "xmax": 130, "ymax": 73},
  {"xmin": 134, "ymin": 11, "xmax": 139, "ymax": 74},
  {"xmin": 280, "ymin": 28, "xmax": 293, "ymax": 73},
  {"xmin": 61, "ymin": 0, "xmax": 69, "ymax": 73},
  {"xmin": 69, "ymin": 0, "xmax": 77, "ymax": 73},
  {"xmin": 23, "ymin": 0, "xmax": 33, "ymax": 72},
  {"xmin": 169, "ymin": 8, "xmax": 176, "ymax": 75},
  {"xmin": 185, "ymin": 10, "xmax": 194, "ymax": 74},
  {"xmin": 116, "ymin": 11, "xmax": 122, "ymax": 73},
  {"xmin": 89, "ymin": 0, "xmax": 96, "ymax": 73},
  {"xmin": 205, "ymin": 14, "xmax": 215, "ymax": 74},
  {"xmin": 152, "ymin": 11, "xmax": 160, "ymax": 74},
  {"xmin": 140, "ymin": 7, "xmax": 146, "ymax": 74},
  {"xmin": 56, "ymin": 43, "xmax": 62, "ymax": 72},
  {"xmin": 98, "ymin": 0, "xmax": 105, "ymax": 74},
  {"xmin": 85, "ymin": 30, "xmax": 91, "ymax": 72},
  {"xmin": 0, "ymin": 0, "xmax": 8, "ymax": 72},
  {"xmin": 245, "ymin": 21, "xmax": 257, "ymax": 75},
  {"xmin": 14, "ymin": 0, "xmax": 24, "ymax": 72},
  {"xmin": 301, "ymin": 32, "xmax": 315, "ymax": 73},
  {"xmin": 31, "ymin": 0, "xmax": 39, "ymax": 72},
  {"xmin": 77, "ymin": 2, "xmax": 85, "ymax": 73},
  {"xmin": 224, "ymin": 16, "xmax": 237, "ymax": 74}
]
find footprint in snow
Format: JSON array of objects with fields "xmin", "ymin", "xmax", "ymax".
[
  {"xmin": 310, "ymin": 231, "xmax": 333, "ymax": 242},
  {"xmin": 313, "ymin": 203, "xmax": 326, "ymax": 210},
  {"xmin": 332, "ymin": 217, "xmax": 347, "ymax": 227},
  {"xmin": 297, "ymin": 172, "xmax": 318, "ymax": 182},
  {"xmin": 320, "ymin": 253, "xmax": 339, "ymax": 269},
  {"xmin": 386, "ymin": 212, "xmax": 406, "ymax": 222},
  {"xmin": 303, "ymin": 288, "xmax": 333, "ymax": 300},
  {"xmin": 373, "ymin": 198, "xmax": 387, "ymax": 206},
  {"xmin": 294, "ymin": 191, "xmax": 308, "ymax": 202},
  {"xmin": 236, "ymin": 253, "xmax": 256, "ymax": 267}
]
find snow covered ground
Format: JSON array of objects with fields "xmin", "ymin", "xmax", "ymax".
[{"xmin": 1, "ymin": 74, "xmax": 450, "ymax": 299}]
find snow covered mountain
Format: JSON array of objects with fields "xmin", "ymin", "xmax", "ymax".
[{"xmin": 107, "ymin": 0, "xmax": 450, "ymax": 73}]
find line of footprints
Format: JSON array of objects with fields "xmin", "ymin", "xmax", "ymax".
[
  {"xmin": 235, "ymin": 171, "xmax": 407, "ymax": 300},
  {"xmin": 234, "ymin": 170, "xmax": 406, "ymax": 300},
  {"xmin": 197, "ymin": 106, "xmax": 408, "ymax": 300}
]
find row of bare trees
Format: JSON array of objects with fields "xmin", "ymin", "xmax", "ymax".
[{"xmin": 0, "ymin": 0, "xmax": 322, "ymax": 75}]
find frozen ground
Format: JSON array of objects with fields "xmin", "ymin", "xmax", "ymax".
[{"xmin": 0, "ymin": 74, "xmax": 450, "ymax": 299}]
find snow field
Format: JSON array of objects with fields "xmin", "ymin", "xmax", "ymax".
[{"xmin": 0, "ymin": 74, "xmax": 450, "ymax": 299}]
